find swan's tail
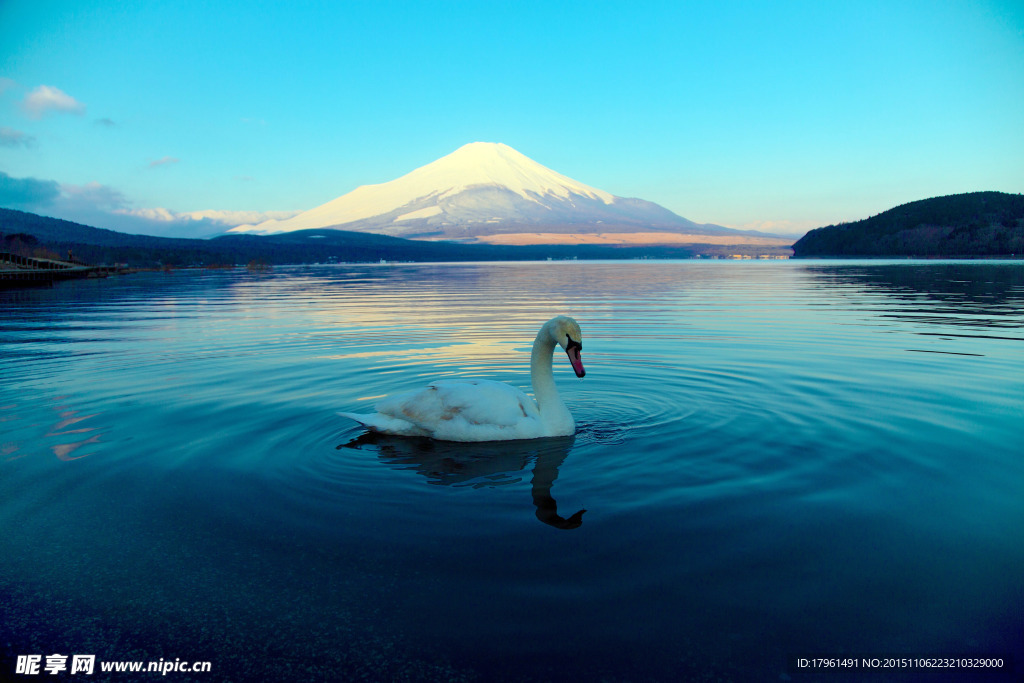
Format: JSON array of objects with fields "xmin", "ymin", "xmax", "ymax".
[{"xmin": 338, "ymin": 411, "xmax": 428, "ymax": 437}]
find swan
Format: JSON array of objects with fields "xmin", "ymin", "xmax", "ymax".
[{"xmin": 339, "ymin": 316, "xmax": 585, "ymax": 442}]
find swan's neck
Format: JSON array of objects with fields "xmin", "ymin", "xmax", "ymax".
[{"xmin": 530, "ymin": 327, "xmax": 572, "ymax": 430}]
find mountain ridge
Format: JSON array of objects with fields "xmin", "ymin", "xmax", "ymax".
[{"xmin": 229, "ymin": 142, "xmax": 750, "ymax": 241}]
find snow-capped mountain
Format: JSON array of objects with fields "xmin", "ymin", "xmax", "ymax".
[{"xmin": 230, "ymin": 142, "xmax": 733, "ymax": 240}]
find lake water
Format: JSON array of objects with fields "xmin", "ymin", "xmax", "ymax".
[{"xmin": 1, "ymin": 260, "xmax": 1022, "ymax": 682}]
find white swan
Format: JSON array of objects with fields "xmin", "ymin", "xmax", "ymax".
[{"xmin": 339, "ymin": 316, "xmax": 585, "ymax": 442}]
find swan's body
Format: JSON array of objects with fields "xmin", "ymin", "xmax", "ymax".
[{"xmin": 339, "ymin": 316, "xmax": 585, "ymax": 442}]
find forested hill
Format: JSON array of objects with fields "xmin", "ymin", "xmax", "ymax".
[{"xmin": 792, "ymin": 192, "xmax": 1024, "ymax": 257}]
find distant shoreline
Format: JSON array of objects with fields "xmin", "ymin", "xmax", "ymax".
[{"xmin": 791, "ymin": 254, "xmax": 1022, "ymax": 260}]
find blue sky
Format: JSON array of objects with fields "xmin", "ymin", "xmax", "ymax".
[{"xmin": 1, "ymin": 0, "xmax": 1022, "ymax": 236}]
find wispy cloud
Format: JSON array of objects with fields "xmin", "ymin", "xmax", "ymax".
[
  {"xmin": 21, "ymin": 85, "xmax": 86, "ymax": 119},
  {"xmin": 185, "ymin": 209, "xmax": 302, "ymax": 225},
  {"xmin": 1, "ymin": 171, "xmax": 129, "ymax": 223},
  {"xmin": 149, "ymin": 156, "xmax": 180, "ymax": 168},
  {"xmin": 0, "ymin": 173, "xmax": 199, "ymax": 236},
  {"xmin": 0, "ymin": 127, "xmax": 36, "ymax": 148},
  {"xmin": 0, "ymin": 77, "xmax": 17, "ymax": 95},
  {"xmin": 0, "ymin": 170, "xmax": 297, "ymax": 237},
  {"xmin": 116, "ymin": 207, "xmax": 301, "ymax": 227}
]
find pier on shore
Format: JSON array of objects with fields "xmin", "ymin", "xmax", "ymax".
[{"xmin": 1, "ymin": 251, "xmax": 125, "ymax": 288}]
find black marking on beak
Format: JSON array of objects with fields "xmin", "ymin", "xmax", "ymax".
[{"xmin": 566, "ymin": 334, "xmax": 585, "ymax": 377}]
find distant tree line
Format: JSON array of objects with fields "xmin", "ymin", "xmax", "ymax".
[
  {"xmin": 1, "ymin": 207, "xmax": 709, "ymax": 267},
  {"xmin": 792, "ymin": 192, "xmax": 1024, "ymax": 257},
  {"xmin": 2, "ymin": 231, "xmax": 65, "ymax": 261}
]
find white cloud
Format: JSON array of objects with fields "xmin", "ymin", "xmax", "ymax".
[
  {"xmin": 149, "ymin": 156, "xmax": 180, "ymax": 168},
  {"xmin": 116, "ymin": 207, "xmax": 302, "ymax": 227},
  {"xmin": 187, "ymin": 209, "xmax": 303, "ymax": 225},
  {"xmin": 0, "ymin": 126, "xmax": 36, "ymax": 148},
  {"xmin": 118, "ymin": 207, "xmax": 177, "ymax": 222},
  {"xmin": 21, "ymin": 85, "xmax": 86, "ymax": 119}
]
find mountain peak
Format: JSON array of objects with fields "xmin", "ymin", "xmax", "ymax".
[
  {"xmin": 442, "ymin": 141, "xmax": 552, "ymax": 170},
  {"xmin": 394, "ymin": 141, "xmax": 615, "ymax": 205},
  {"xmin": 450, "ymin": 141, "xmax": 515, "ymax": 155}
]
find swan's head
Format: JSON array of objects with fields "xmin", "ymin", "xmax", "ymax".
[{"xmin": 549, "ymin": 316, "xmax": 585, "ymax": 378}]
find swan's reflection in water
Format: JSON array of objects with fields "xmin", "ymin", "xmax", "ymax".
[{"xmin": 339, "ymin": 434, "xmax": 586, "ymax": 529}]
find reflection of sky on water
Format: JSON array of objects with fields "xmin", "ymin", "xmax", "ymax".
[
  {"xmin": 2, "ymin": 397, "xmax": 107, "ymax": 463},
  {"xmin": 318, "ymin": 339, "xmax": 513, "ymax": 366},
  {"xmin": 46, "ymin": 403, "xmax": 104, "ymax": 461}
]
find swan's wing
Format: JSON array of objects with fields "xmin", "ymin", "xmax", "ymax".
[
  {"xmin": 376, "ymin": 379, "xmax": 542, "ymax": 441},
  {"xmin": 431, "ymin": 380, "xmax": 540, "ymax": 424}
]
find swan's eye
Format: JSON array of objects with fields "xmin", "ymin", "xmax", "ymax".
[{"xmin": 566, "ymin": 334, "xmax": 582, "ymax": 352}]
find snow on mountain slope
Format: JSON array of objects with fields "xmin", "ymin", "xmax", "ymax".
[{"xmin": 230, "ymin": 142, "xmax": 716, "ymax": 238}]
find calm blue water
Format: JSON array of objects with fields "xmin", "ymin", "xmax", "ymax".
[{"xmin": 1, "ymin": 261, "xmax": 1022, "ymax": 682}]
